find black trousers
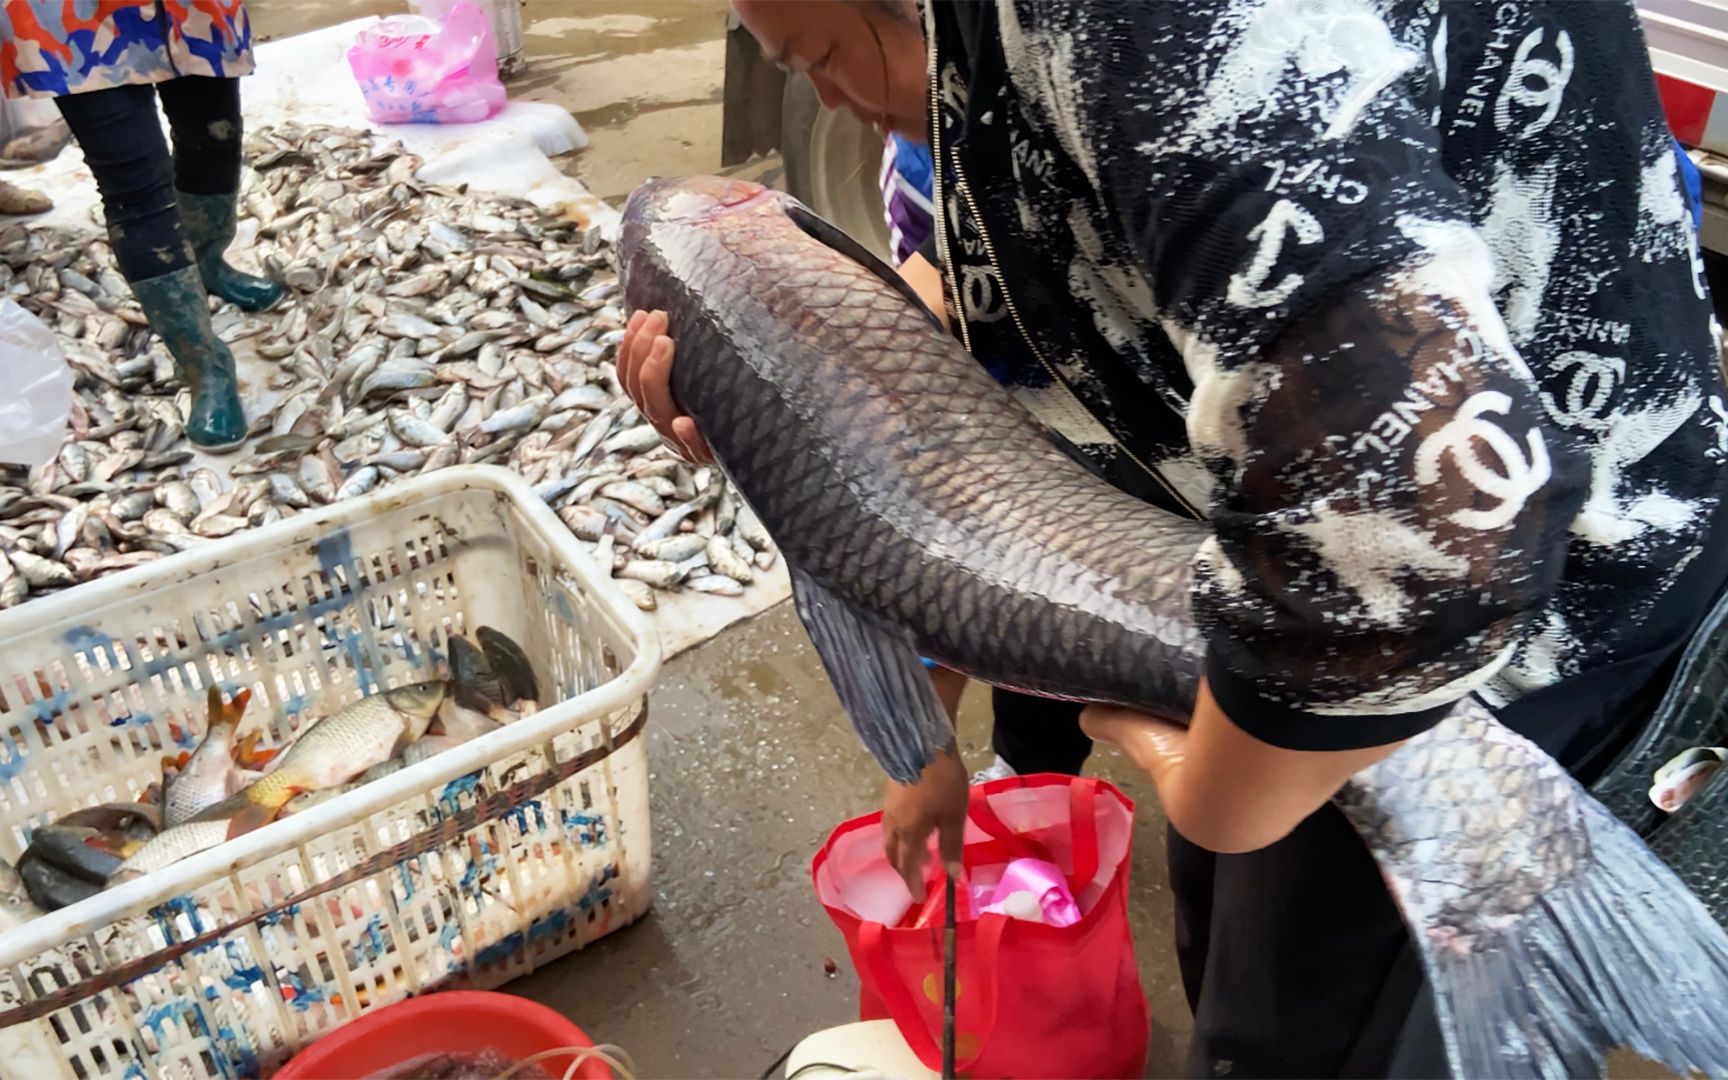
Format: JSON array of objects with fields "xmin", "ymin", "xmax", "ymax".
[{"xmin": 55, "ymin": 77, "xmax": 243, "ymax": 281}]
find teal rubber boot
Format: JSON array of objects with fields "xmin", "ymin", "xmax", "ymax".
[
  {"xmin": 176, "ymin": 190, "xmax": 284, "ymax": 312},
  {"xmin": 131, "ymin": 265, "xmax": 249, "ymax": 451}
]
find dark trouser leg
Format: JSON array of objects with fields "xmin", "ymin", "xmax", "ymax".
[
  {"xmin": 989, "ymin": 688, "xmax": 1091, "ymax": 776},
  {"xmin": 154, "ymin": 75, "xmax": 243, "ymax": 193},
  {"xmin": 54, "ymin": 83, "xmax": 193, "ymax": 280},
  {"xmin": 1170, "ymin": 806, "xmax": 1420, "ymax": 1079},
  {"xmin": 154, "ymin": 76, "xmax": 281, "ymax": 311},
  {"xmin": 54, "ymin": 82, "xmax": 247, "ymax": 450}
]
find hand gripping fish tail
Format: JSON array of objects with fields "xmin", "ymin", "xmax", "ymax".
[{"xmin": 617, "ymin": 175, "xmax": 1728, "ymax": 1079}]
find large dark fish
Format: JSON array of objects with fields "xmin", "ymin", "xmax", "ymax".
[{"xmin": 618, "ymin": 176, "xmax": 1728, "ymax": 1078}]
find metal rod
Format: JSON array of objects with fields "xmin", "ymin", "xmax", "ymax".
[{"xmin": 943, "ymin": 872, "xmax": 957, "ymax": 1079}]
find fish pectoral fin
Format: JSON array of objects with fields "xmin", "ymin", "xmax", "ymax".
[
  {"xmin": 222, "ymin": 801, "xmax": 276, "ymax": 843},
  {"xmin": 782, "ymin": 201, "xmax": 944, "ymax": 332},
  {"xmin": 788, "ymin": 565, "xmax": 953, "ymax": 785}
]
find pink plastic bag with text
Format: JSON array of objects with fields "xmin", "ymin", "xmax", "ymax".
[{"xmin": 347, "ymin": 3, "xmax": 507, "ymax": 125}]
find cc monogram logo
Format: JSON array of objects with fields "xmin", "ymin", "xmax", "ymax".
[
  {"xmin": 1539, "ymin": 350, "xmax": 1624, "ymax": 430},
  {"xmin": 1494, "ymin": 28, "xmax": 1574, "ymax": 140},
  {"xmin": 1413, "ymin": 391, "xmax": 1553, "ymax": 530},
  {"xmin": 1228, "ymin": 199, "xmax": 1324, "ymax": 309}
]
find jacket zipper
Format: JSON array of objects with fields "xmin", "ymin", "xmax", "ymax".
[{"xmin": 925, "ymin": 39, "xmax": 1201, "ymax": 520}]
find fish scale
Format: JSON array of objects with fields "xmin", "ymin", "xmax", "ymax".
[{"xmin": 620, "ymin": 176, "xmax": 1728, "ymax": 1080}]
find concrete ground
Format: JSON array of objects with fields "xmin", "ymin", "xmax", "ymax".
[{"xmin": 508, "ymin": 601, "xmax": 1194, "ymax": 1078}]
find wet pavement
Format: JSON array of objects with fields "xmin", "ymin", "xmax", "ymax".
[{"xmin": 508, "ymin": 601, "xmax": 1194, "ymax": 1077}]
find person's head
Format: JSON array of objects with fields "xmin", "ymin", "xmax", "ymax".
[{"xmin": 733, "ymin": 0, "xmax": 928, "ymax": 139}]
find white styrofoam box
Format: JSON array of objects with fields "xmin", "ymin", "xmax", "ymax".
[{"xmin": 0, "ymin": 465, "xmax": 660, "ymax": 1078}]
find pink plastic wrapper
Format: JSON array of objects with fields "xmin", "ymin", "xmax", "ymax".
[
  {"xmin": 973, "ymin": 857, "xmax": 1081, "ymax": 927},
  {"xmin": 347, "ymin": 3, "xmax": 507, "ymax": 125}
]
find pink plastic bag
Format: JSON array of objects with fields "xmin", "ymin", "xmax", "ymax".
[{"xmin": 347, "ymin": 3, "xmax": 507, "ymax": 125}]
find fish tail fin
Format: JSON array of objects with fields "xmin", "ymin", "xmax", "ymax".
[
  {"xmin": 477, "ymin": 626, "xmax": 539, "ymax": 704},
  {"xmin": 1346, "ymin": 703, "xmax": 1728, "ymax": 1079},
  {"xmin": 207, "ymin": 685, "xmax": 251, "ymax": 728},
  {"xmin": 1427, "ymin": 787, "xmax": 1728, "ymax": 1078},
  {"xmin": 231, "ymin": 730, "xmax": 275, "ymax": 769},
  {"xmin": 449, "ymin": 634, "xmax": 506, "ymax": 710}
]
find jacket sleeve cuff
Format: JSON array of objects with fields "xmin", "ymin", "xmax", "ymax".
[{"xmin": 1203, "ymin": 651, "xmax": 1453, "ymax": 751}]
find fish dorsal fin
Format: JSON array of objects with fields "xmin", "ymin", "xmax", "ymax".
[{"xmin": 782, "ymin": 200, "xmax": 945, "ymax": 333}]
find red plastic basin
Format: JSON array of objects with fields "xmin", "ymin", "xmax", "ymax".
[{"xmin": 272, "ymin": 991, "xmax": 611, "ymax": 1079}]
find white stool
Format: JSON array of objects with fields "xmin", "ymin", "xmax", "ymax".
[{"xmin": 785, "ymin": 1019, "xmax": 940, "ymax": 1079}]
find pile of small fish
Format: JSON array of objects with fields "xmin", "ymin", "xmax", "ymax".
[
  {"xmin": 0, "ymin": 627, "xmax": 537, "ymax": 925},
  {"xmin": 0, "ymin": 122, "xmax": 775, "ymax": 613}
]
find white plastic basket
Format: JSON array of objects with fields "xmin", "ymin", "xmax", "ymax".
[{"xmin": 0, "ymin": 465, "xmax": 661, "ymax": 1079}]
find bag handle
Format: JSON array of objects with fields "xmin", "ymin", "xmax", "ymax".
[
  {"xmin": 967, "ymin": 776, "xmax": 1102, "ymax": 894},
  {"xmin": 859, "ymin": 906, "xmax": 1006, "ymax": 1073}
]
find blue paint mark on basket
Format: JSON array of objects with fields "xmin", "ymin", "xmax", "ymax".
[
  {"xmin": 218, "ymin": 941, "xmax": 265, "ymax": 989},
  {"xmin": 108, "ymin": 711, "xmax": 154, "ymax": 729},
  {"xmin": 153, "ymin": 894, "xmax": 208, "ymax": 937},
  {"xmin": 28, "ymin": 687, "xmax": 72, "ymax": 725},
  {"xmin": 63, "ymin": 625, "xmax": 179, "ymax": 683},
  {"xmin": 474, "ymin": 929, "xmax": 525, "ymax": 968},
  {"xmin": 338, "ymin": 629, "xmax": 377, "ymax": 696},
  {"xmin": 397, "ymin": 863, "xmax": 417, "ymax": 901},
  {"xmin": 139, "ymin": 1000, "xmax": 188, "ymax": 1037},
  {"xmin": 122, "ymin": 1061, "xmax": 148, "ymax": 1080},
  {"xmin": 459, "ymin": 842, "xmax": 499, "ymax": 899},
  {"xmin": 215, "ymin": 1025, "xmax": 260, "ymax": 1079},
  {"xmin": 63, "ymin": 624, "xmax": 113, "ymax": 659},
  {"xmin": 438, "ymin": 920, "xmax": 461, "ymax": 952},
  {"xmin": 359, "ymin": 915, "xmax": 387, "ymax": 963},
  {"xmin": 561, "ymin": 811, "xmax": 607, "ymax": 847},
  {"xmin": 475, "ymin": 909, "xmax": 574, "ymax": 969},
  {"xmin": 547, "ymin": 589, "xmax": 577, "ymax": 628},
  {"xmin": 281, "ymin": 693, "xmax": 310, "ymax": 718},
  {"xmin": 577, "ymin": 866, "xmax": 618, "ymax": 913},
  {"xmin": 529, "ymin": 908, "xmax": 571, "ymax": 946},
  {"xmin": 279, "ymin": 970, "xmax": 328, "ymax": 1011},
  {"xmin": 0, "ymin": 734, "xmax": 28, "ymax": 782},
  {"xmin": 437, "ymin": 770, "xmax": 482, "ymax": 816},
  {"xmin": 259, "ymin": 903, "xmax": 301, "ymax": 928}
]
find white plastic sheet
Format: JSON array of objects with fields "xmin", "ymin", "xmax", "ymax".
[{"xmin": 0, "ymin": 299, "xmax": 73, "ymax": 467}]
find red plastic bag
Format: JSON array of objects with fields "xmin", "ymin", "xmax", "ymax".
[{"xmin": 813, "ymin": 774, "xmax": 1149, "ymax": 1078}]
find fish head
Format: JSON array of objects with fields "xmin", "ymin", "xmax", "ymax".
[
  {"xmin": 384, "ymin": 681, "xmax": 450, "ymax": 722},
  {"xmin": 621, "ymin": 176, "xmax": 778, "ymax": 229}
]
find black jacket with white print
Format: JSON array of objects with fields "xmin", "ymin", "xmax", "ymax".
[{"xmin": 923, "ymin": 0, "xmax": 1728, "ymax": 755}]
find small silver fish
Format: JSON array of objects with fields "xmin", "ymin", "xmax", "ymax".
[
  {"xmin": 336, "ymin": 466, "xmax": 380, "ymax": 500},
  {"xmin": 633, "ymin": 533, "xmax": 709, "ymax": 562},
  {"xmin": 704, "ymin": 535, "xmax": 755, "ymax": 584},
  {"xmin": 600, "ymin": 425, "xmax": 663, "ymax": 455}
]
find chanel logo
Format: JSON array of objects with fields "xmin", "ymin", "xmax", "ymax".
[
  {"xmin": 1494, "ymin": 28, "xmax": 1574, "ymax": 140},
  {"xmin": 1539, "ymin": 350, "xmax": 1623, "ymax": 430},
  {"xmin": 1228, "ymin": 199, "xmax": 1323, "ymax": 309},
  {"xmin": 1414, "ymin": 391, "xmax": 1553, "ymax": 530}
]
